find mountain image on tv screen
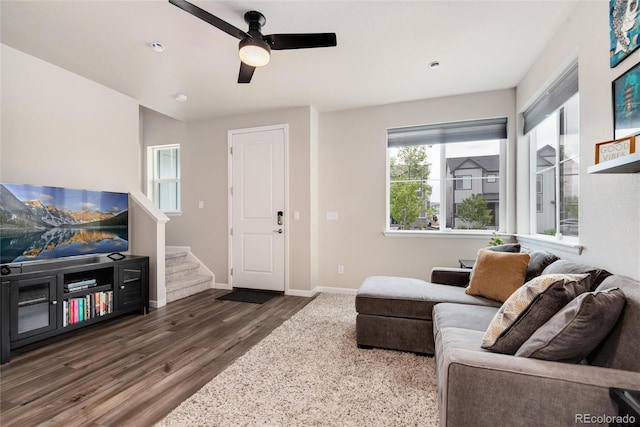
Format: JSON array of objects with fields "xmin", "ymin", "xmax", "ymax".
[{"xmin": 0, "ymin": 183, "xmax": 129, "ymax": 264}]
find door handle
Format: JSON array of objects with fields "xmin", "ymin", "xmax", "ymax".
[
  {"xmin": 277, "ymin": 211, "xmax": 283, "ymax": 225},
  {"xmin": 273, "ymin": 229, "xmax": 283, "ymax": 234}
]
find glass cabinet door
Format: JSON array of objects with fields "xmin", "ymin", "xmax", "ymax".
[{"xmin": 11, "ymin": 276, "xmax": 57, "ymax": 340}]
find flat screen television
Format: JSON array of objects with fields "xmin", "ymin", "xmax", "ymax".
[{"xmin": 0, "ymin": 183, "xmax": 128, "ymax": 265}]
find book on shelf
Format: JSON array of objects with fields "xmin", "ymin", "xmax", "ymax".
[{"xmin": 63, "ymin": 290, "xmax": 114, "ymax": 327}]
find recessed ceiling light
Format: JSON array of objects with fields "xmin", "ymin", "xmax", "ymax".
[
  {"xmin": 175, "ymin": 93, "xmax": 188, "ymax": 102},
  {"xmin": 430, "ymin": 61, "xmax": 441, "ymax": 70},
  {"xmin": 150, "ymin": 42, "xmax": 166, "ymax": 53}
]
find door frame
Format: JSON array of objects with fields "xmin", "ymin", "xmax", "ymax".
[{"xmin": 227, "ymin": 124, "xmax": 289, "ymax": 293}]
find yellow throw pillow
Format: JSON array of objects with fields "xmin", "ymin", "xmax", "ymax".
[{"xmin": 465, "ymin": 249, "xmax": 530, "ymax": 302}]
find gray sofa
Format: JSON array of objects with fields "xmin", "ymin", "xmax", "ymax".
[{"xmin": 355, "ymin": 255, "xmax": 640, "ymax": 426}]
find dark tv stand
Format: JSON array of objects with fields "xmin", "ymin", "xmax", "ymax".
[{"xmin": 0, "ymin": 255, "xmax": 149, "ymax": 364}]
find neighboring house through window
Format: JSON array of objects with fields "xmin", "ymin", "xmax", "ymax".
[
  {"xmin": 524, "ymin": 61, "xmax": 579, "ymax": 239},
  {"xmin": 387, "ymin": 118, "xmax": 507, "ymax": 231},
  {"xmin": 147, "ymin": 144, "xmax": 181, "ymax": 213}
]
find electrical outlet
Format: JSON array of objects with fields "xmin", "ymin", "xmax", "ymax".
[{"xmin": 337, "ymin": 264, "xmax": 344, "ymax": 274}]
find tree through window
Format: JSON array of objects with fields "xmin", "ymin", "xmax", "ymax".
[{"xmin": 387, "ymin": 118, "xmax": 506, "ymax": 231}]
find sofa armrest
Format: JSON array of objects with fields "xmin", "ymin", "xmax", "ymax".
[
  {"xmin": 440, "ymin": 347, "xmax": 640, "ymax": 427},
  {"xmin": 430, "ymin": 268, "xmax": 470, "ymax": 287}
]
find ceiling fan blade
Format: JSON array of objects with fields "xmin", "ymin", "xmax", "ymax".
[
  {"xmin": 169, "ymin": 0, "xmax": 248, "ymax": 40},
  {"xmin": 238, "ymin": 62, "xmax": 256, "ymax": 84},
  {"xmin": 264, "ymin": 33, "xmax": 337, "ymax": 50}
]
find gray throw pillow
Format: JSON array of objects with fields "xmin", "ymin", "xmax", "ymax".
[
  {"xmin": 486, "ymin": 243, "xmax": 521, "ymax": 253},
  {"xmin": 525, "ymin": 251, "xmax": 560, "ymax": 282},
  {"xmin": 482, "ymin": 273, "xmax": 591, "ymax": 354},
  {"xmin": 541, "ymin": 259, "xmax": 611, "ymax": 291},
  {"xmin": 516, "ymin": 288, "xmax": 626, "ymax": 363}
]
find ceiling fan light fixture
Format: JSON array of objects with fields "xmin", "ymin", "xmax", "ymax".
[{"xmin": 239, "ymin": 38, "xmax": 271, "ymax": 67}]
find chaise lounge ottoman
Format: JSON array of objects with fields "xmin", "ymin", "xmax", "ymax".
[{"xmin": 355, "ymin": 275, "xmax": 501, "ymax": 355}]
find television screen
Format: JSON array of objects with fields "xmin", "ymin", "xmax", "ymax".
[{"xmin": 0, "ymin": 183, "xmax": 128, "ymax": 265}]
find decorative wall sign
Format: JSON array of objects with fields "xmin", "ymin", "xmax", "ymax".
[
  {"xmin": 613, "ymin": 61, "xmax": 640, "ymax": 138},
  {"xmin": 610, "ymin": 0, "xmax": 640, "ymax": 67},
  {"xmin": 595, "ymin": 135, "xmax": 636, "ymax": 164}
]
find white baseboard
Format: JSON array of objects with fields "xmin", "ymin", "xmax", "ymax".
[
  {"xmin": 285, "ymin": 286, "xmax": 358, "ymax": 297},
  {"xmin": 213, "ymin": 282, "xmax": 232, "ymax": 290},
  {"xmin": 286, "ymin": 288, "xmax": 319, "ymax": 298},
  {"xmin": 316, "ymin": 286, "xmax": 358, "ymax": 296},
  {"xmin": 149, "ymin": 298, "xmax": 166, "ymax": 309}
]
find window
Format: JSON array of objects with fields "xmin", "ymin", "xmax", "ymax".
[
  {"xmin": 455, "ymin": 175, "xmax": 472, "ymax": 190},
  {"xmin": 530, "ymin": 94, "xmax": 579, "ymax": 238},
  {"xmin": 387, "ymin": 118, "xmax": 506, "ymax": 231},
  {"xmin": 524, "ymin": 61, "xmax": 579, "ymax": 239},
  {"xmin": 148, "ymin": 144, "xmax": 181, "ymax": 213}
]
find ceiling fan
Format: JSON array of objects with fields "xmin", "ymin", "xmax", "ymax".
[{"xmin": 168, "ymin": 0, "xmax": 337, "ymax": 84}]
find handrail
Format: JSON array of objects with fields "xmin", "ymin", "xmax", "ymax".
[{"xmin": 129, "ymin": 190, "xmax": 170, "ymax": 223}]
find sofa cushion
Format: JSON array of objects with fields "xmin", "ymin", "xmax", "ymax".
[
  {"xmin": 435, "ymin": 327, "xmax": 487, "ymax": 388},
  {"xmin": 481, "ymin": 273, "xmax": 590, "ymax": 354},
  {"xmin": 432, "ymin": 303, "xmax": 498, "ymax": 336},
  {"xmin": 541, "ymin": 259, "xmax": 611, "ymax": 291},
  {"xmin": 588, "ymin": 275, "xmax": 640, "ymax": 372},
  {"xmin": 515, "ymin": 288, "xmax": 626, "ymax": 363},
  {"xmin": 465, "ymin": 249, "xmax": 530, "ymax": 302},
  {"xmin": 525, "ymin": 251, "xmax": 560, "ymax": 282},
  {"xmin": 356, "ymin": 276, "xmax": 500, "ymax": 321}
]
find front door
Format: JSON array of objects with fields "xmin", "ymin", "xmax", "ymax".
[{"xmin": 229, "ymin": 125, "xmax": 286, "ymax": 291}]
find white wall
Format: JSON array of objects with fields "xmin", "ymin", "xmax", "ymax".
[
  {"xmin": 317, "ymin": 89, "xmax": 517, "ymax": 290},
  {"xmin": 516, "ymin": 1, "xmax": 640, "ymax": 280},
  {"xmin": 1, "ymin": 44, "xmax": 147, "ymax": 261},
  {"xmin": 1, "ymin": 44, "xmax": 140, "ymax": 193}
]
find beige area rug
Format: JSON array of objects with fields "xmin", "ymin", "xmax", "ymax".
[{"xmin": 157, "ymin": 293, "xmax": 439, "ymax": 427}]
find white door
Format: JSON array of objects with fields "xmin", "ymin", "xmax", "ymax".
[{"xmin": 229, "ymin": 126, "xmax": 286, "ymax": 291}]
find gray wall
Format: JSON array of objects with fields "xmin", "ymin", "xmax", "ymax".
[{"xmin": 142, "ymin": 106, "xmax": 318, "ymax": 294}]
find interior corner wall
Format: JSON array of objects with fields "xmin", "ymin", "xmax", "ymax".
[
  {"xmin": 0, "ymin": 44, "xmax": 140, "ymax": 192},
  {"xmin": 516, "ymin": 1, "xmax": 640, "ymax": 280},
  {"xmin": 159, "ymin": 106, "xmax": 315, "ymax": 292},
  {"xmin": 317, "ymin": 89, "xmax": 516, "ymax": 291}
]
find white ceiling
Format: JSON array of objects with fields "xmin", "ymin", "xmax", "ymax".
[{"xmin": 1, "ymin": 0, "xmax": 578, "ymax": 122}]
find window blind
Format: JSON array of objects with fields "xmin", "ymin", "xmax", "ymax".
[
  {"xmin": 387, "ymin": 117, "xmax": 508, "ymax": 148},
  {"xmin": 522, "ymin": 61, "xmax": 579, "ymax": 134}
]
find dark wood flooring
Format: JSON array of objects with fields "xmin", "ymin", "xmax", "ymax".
[{"xmin": 0, "ymin": 289, "xmax": 313, "ymax": 426}]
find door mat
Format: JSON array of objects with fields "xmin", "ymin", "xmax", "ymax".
[{"xmin": 217, "ymin": 289, "xmax": 281, "ymax": 304}]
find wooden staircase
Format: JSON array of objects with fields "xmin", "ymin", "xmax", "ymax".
[{"xmin": 165, "ymin": 249, "xmax": 214, "ymax": 303}]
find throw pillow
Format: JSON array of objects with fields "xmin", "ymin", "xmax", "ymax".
[
  {"xmin": 515, "ymin": 288, "xmax": 626, "ymax": 362},
  {"xmin": 525, "ymin": 251, "xmax": 560, "ymax": 282},
  {"xmin": 541, "ymin": 259, "xmax": 611, "ymax": 291},
  {"xmin": 481, "ymin": 273, "xmax": 591, "ymax": 354},
  {"xmin": 486, "ymin": 243, "xmax": 521, "ymax": 253},
  {"xmin": 465, "ymin": 249, "xmax": 530, "ymax": 302}
]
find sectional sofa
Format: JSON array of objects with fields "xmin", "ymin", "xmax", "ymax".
[{"xmin": 355, "ymin": 249, "xmax": 640, "ymax": 426}]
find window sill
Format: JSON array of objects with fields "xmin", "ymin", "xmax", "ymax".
[
  {"xmin": 383, "ymin": 230, "xmax": 512, "ymax": 240},
  {"xmin": 515, "ymin": 234, "xmax": 583, "ymax": 255}
]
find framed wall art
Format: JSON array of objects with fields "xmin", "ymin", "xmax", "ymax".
[
  {"xmin": 612, "ymin": 61, "xmax": 640, "ymax": 138},
  {"xmin": 610, "ymin": 0, "xmax": 640, "ymax": 68}
]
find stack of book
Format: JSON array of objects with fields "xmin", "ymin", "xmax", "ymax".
[
  {"xmin": 65, "ymin": 278, "xmax": 97, "ymax": 292},
  {"xmin": 63, "ymin": 291, "xmax": 114, "ymax": 327}
]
